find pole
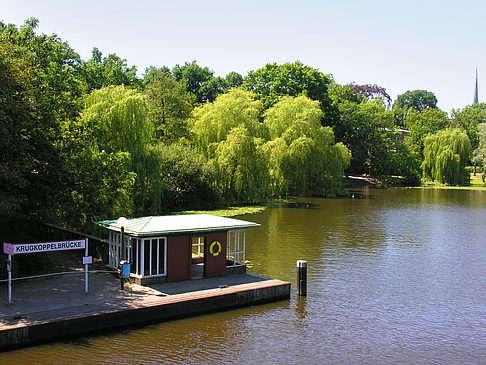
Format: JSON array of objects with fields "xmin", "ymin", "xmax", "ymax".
[
  {"xmin": 84, "ymin": 238, "xmax": 89, "ymax": 294},
  {"xmin": 120, "ymin": 226, "xmax": 124, "ymax": 290},
  {"xmin": 7, "ymin": 254, "xmax": 12, "ymax": 304},
  {"xmin": 297, "ymin": 260, "xmax": 307, "ymax": 296}
]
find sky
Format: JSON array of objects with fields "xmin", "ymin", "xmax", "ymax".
[{"xmin": 1, "ymin": 0, "xmax": 485, "ymax": 114}]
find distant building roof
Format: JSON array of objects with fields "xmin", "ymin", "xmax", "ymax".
[{"xmin": 95, "ymin": 214, "xmax": 260, "ymax": 237}]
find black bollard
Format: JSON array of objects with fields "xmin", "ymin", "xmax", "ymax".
[{"xmin": 297, "ymin": 260, "xmax": 307, "ymax": 296}]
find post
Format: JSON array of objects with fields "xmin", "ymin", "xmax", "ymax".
[
  {"xmin": 120, "ymin": 226, "xmax": 124, "ymax": 290},
  {"xmin": 7, "ymin": 254, "xmax": 12, "ymax": 304},
  {"xmin": 297, "ymin": 260, "xmax": 307, "ymax": 296},
  {"xmin": 84, "ymin": 238, "xmax": 89, "ymax": 294}
]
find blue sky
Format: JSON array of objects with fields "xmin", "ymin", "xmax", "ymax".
[{"xmin": 2, "ymin": 0, "xmax": 484, "ymax": 113}]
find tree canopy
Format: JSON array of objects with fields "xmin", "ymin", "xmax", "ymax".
[
  {"xmin": 190, "ymin": 89, "xmax": 265, "ymax": 158},
  {"xmin": 451, "ymin": 103, "xmax": 486, "ymax": 150},
  {"xmin": 422, "ymin": 128, "xmax": 471, "ymax": 185},
  {"xmin": 145, "ymin": 68, "xmax": 194, "ymax": 143},
  {"xmin": 81, "ymin": 47, "xmax": 141, "ymax": 92},
  {"xmin": 392, "ymin": 90, "xmax": 438, "ymax": 126},
  {"xmin": 172, "ymin": 61, "xmax": 227, "ymax": 104},
  {"xmin": 406, "ymin": 108, "xmax": 450, "ymax": 148},
  {"xmin": 263, "ymin": 95, "xmax": 350, "ymax": 196},
  {"xmin": 242, "ymin": 61, "xmax": 332, "ymax": 113}
]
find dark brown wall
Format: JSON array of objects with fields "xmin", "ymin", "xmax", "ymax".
[
  {"xmin": 204, "ymin": 231, "xmax": 227, "ymax": 277},
  {"xmin": 166, "ymin": 235, "xmax": 191, "ymax": 282}
]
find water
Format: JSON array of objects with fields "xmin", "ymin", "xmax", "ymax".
[{"xmin": 2, "ymin": 188, "xmax": 486, "ymax": 364}]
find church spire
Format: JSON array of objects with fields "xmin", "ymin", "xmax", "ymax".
[{"xmin": 473, "ymin": 67, "xmax": 478, "ymax": 105}]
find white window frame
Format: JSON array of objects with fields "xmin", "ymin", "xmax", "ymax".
[
  {"xmin": 227, "ymin": 229, "xmax": 246, "ymax": 267},
  {"xmin": 108, "ymin": 232, "xmax": 167, "ymax": 278},
  {"xmin": 192, "ymin": 236, "xmax": 205, "ymax": 257}
]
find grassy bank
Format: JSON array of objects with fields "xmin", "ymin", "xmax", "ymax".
[{"xmin": 418, "ymin": 174, "xmax": 486, "ymax": 190}]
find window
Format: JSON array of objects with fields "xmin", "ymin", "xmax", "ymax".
[{"xmin": 227, "ymin": 230, "xmax": 246, "ymax": 267}]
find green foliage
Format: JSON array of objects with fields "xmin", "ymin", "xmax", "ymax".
[
  {"xmin": 172, "ymin": 61, "xmax": 227, "ymax": 103},
  {"xmin": 145, "ymin": 68, "xmax": 195, "ymax": 143},
  {"xmin": 329, "ymin": 83, "xmax": 363, "ymax": 105},
  {"xmin": 0, "ymin": 18, "xmax": 84, "ymax": 221},
  {"xmin": 154, "ymin": 143, "xmax": 220, "ymax": 211},
  {"xmin": 472, "ymin": 123, "xmax": 486, "ymax": 176},
  {"xmin": 242, "ymin": 61, "xmax": 332, "ymax": 115},
  {"xmin": 190, "ymin": 89, "xmax": 265, "ymax": 158},
  {"xmin": 262, "ymin": 96, "xmax": 350, "ymax": 196},
  {"xmin": 225, "ymin": 72, "xmax": 243, "ymax": 88},
  {"xmin": 212, "ymin": 126, "xmax": 270, "ymax": 205},
  {"xmin": 392, "ymin": 90, "xmax": 438, "ymax": 126},
  {"xmin": 406, "ymin": 108, "xmax": 450, "ymax": 148},
  {"xmin": 81, "ymin": 47, "xmax": 142, "ymax": 92},
  {"xmin": 422, "ymin": 128, "xmax": 472, "ymax": 185},
  {"xmin": 451, "ymin": 103, "xmax": 486, "ymax": 150},
  {"xmin": 333, "ymin": 100, "xmax": 395, "ymax": 174},
  {"xmin": 0, "ymin": 43, "xmax": 35, "ymax": 216},
  {"xmin": 74, "ymin": 86, "xmax": 158, "ymax": 218},
  {"xmin": 79, "ymin": 85, "xmax": 153, "ymax": 154}
]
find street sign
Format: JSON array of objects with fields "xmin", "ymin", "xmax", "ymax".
[
  {"xmin": 3, "ymin": 238, "xmax": 90, "ymax": 304},
  {"xmin": 3, "ymin": 239, "xmax": 86, "ymax": 255},
  {"xmin": 82, "ymin": 256, "xmax": 93, "ymax": 265}
]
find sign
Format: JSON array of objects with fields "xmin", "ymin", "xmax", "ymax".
[
  {"xmin": 3, "ymin": 243, "xmax": 13, "ymax": 255},
  {"xmin": 3, "ymin": 239, "xmax": 86, "ymax": 255},
  {"xmin": 83, "ymin": 256, "xmax": 93, "ymax": 265},
  {"xmin": 121, "ymin": 261, "xmax": 131, "ymax": 278}
]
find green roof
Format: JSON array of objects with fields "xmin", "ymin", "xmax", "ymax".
[{"xmin": 95, "ymin": 214, "xmax": 260, "ymax": 237}]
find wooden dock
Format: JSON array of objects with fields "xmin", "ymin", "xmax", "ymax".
[{"xmin": 0, "ymin": 273, "xmax": 290, "ymax": 351}]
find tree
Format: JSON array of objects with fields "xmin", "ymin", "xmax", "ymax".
[
  {"xmin": 225, "ymin": 71, "xmax": 243, "ymax": 88},
  {"xmin": 332, "ymin": 99, "xmax": 395, "ymax": 175},
  {"xmin": 422, "ymin": 128, "xmax": 471, "ymax": 185},
  {"xmin": 190, "ymin": 89, "xmax": 265, "ymax": 158},
  {"xmin": 212, "ymin": 127, "xmax": 270, "ymax": 204},
  {"xmin": 190, "ymin": 89, "xmax": 269, "ymax": 204},
  {"xmin": 472, "ymin": 123, "xmax": 486, "ymax": 176},
  {"xmin": 242, "ymin": 61, "xmax": 333, "ymax": 117},
  {"xmin": 450, "ymin": 103, "xmax": 486, "ymax": 150},
  {"xmin": 392, "ymin": 90, "xmax": 438, "ymax": 126},
  {"xmin": 346, "ymin": 83, "xmax": 392, "ymax": 108},
  {"xmin": 0, "ymin": 18, "xmax": 84, "ymax": 221},
  {"xmin": 263, "ymin": 95, "xmax": 350, "ymax": 196},
  {"xmin": 0, "ymin": 43, "xmax": 36, "ymax": 217},
  {"xmin": 81, "ymin": 47, "xmax": 141, "ymax": 92},
  {"xmin": 73, "ymin": 86, "xmax": 159, "ymax": 216},
  {"xmin": 406, "ymin": 108, "xmax": 450, "ymax": 148},
  {"xmin": 145, "ymin": 68, "xmax": 195, "ymax": 143},
  {"xmin": 155, "ymin": 143, "xmax": 220, "ymax": 211},
  {"xmin": 172, "ymin": 61, "xmax": 227, "ymax": 103}
]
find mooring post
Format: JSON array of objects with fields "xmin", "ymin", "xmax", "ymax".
[{"xmin": 297, "ymin": 260, "xmax": 307, "ymax": 296}]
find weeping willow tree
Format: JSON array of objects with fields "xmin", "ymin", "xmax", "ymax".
[
  {"xmin": 74, "ymin": 85, "xmax": 164, "ymax": 217},
  {"xmin": 190, "ymin": 88, "xmax": 266, "ymax": 158},
  {"xmin": 263, "ymin": 95, "xmax": 350, "ymax": 196},
  {"xmin": 422, "ymin": 128, "xmax": 471, "ymax": 185},
  {"xmin": 190, "ymin": 89, "xmax": 270, "ymax": 204},
  {"xmin": 212, "ymin": 126, "xmax": 270, "ymax": 204}
]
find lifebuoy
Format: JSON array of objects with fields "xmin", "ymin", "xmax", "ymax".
[{"xmin": 209, "ymin": 240, "xmax": 222, "ymax": 256}]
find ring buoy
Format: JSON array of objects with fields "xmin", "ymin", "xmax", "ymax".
[{"xmin": 209, "ymin": 240, "xmax": 222, "ymax": 257}]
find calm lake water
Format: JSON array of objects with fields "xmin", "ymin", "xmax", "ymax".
[{"xmin": 2, "ymin": 188, "xmax": 486, "ymax": 364}]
